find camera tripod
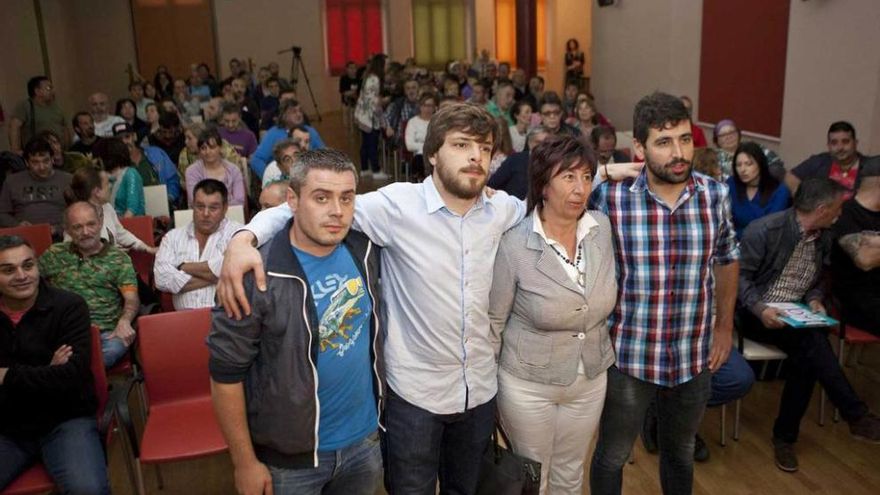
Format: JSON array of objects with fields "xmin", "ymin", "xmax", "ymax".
[{"xmin": 277, "ymin": 45, "xmax": 322, "ymax": 122}]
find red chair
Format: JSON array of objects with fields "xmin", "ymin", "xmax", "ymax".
[
  {"xmin": 133, "ymin": 308, "xmax": 227, "ymax": 494},
  {"xmin": 0, "ymin": 224, "xmax": 53, "ymax": 256},
  {"xmin": 2, "ymin": 325, "xmax": 134, "ymax": 495},
  {"xmin": 119, "ymin": 215, "xmax": 155, "ymax": 287}
]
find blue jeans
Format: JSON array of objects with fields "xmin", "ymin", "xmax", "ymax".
[
  {"xmin": 0, "ymin": 416, "xmax": 110, "ymax": 494},
  {"xmin": 101, "ymin": 332, "xmax": 128, "ymax": 368},
  {"xmin": 590, "ymin": 366, "xmax": 712, "ymax": 495},
  {"xmin": 268, "ymin": 431, "xmax": 382, "ymax": 495},
  {"xmin": 708, "ymin": 348, "xmax": 755, "ymax": 406},
  {"xmin": 384, "ymin": 387, "xmax": 495, "ymax": 495}
]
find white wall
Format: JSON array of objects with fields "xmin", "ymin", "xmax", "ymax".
[
  {"xmin": 591, "ymin": 0, "xmax": 880, "ymax": 165},
  {"xmin": 780, "ymin": 0, "xmax": 880, "ymax": 160}
]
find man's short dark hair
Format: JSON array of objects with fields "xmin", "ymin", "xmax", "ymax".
[
  {"xmin": 495, "ymin": 80, "xmax": 514, "ymax": 93},
  {"xmin": 158, "ymin": 111, "xmax": 180, "ymax": 130},
  {"xmin": 197, "ymin": 127, "xmax": 223, "ymax": 148},
  {"xmin": 266, "ymin": 76, "xmax": 280, "ymax": 86},
  {"xmin": 288, "ymin": 149, "xmax": 358, "ymax": 195},
  {"xmin": 540, "ymin": 91, "xmax": 563, "ymax": 109},
  {"xmin": 793, "ymin": 178, "xmax": 846, "ymax": 213},
  {"xmin": 827, "ymin": 121, "xmax": 856, "ymax": 140},
  {"xmin": 128, "ymin": 80, "xmax": 144, "ymax": 92},
  {"xmin": 423, "ymin": 103, "xmax": 498, "ymax": 158},
  {"xmin": 221, "ymin": 102, "xmax": 241, "ymax": 116},
  {"xmin": 93, "ymin": 138, "xmax": 131, "ymax": 172},
  {"xmin": 632, "ymin": 91, "xmax": 690, "ymax": 144},
  {"xmin": 193, "ymin": 178, "xmax": 228, "ymax": 205},
  {"xmin": 0, "ymin": 235, "xmax": 33, "ymax": 254},
  {"xmin": 72, "ymin": 111, "xmax": 92, "ymax": 130},
  {"xmin": 23, "ymin": 137, "xmax": 53, "ymax": 160},
  {"xmin": 590, "ymin": 125, "xmax": 617, "ymax": 148},
  {"xmin": 27, "ymin": 76, "xmax": 49, "ymax": 98}
]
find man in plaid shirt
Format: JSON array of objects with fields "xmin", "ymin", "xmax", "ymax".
[{"xmin": 588, "ymin": 92, "xmax": 740, "ymax": 495}]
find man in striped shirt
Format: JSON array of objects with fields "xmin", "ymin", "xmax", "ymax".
[{"xmin": 588, "ymin": 92, "xmax": 740, "ymax": 495}]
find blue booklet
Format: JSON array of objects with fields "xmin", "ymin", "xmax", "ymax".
[{"xmin": 767, "ymin": 302, "xmax": 839, "ymax": 328}]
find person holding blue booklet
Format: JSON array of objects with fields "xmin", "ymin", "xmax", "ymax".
[{"xmin": 737, "ymin": 177, "xmax": 880, "ymax": 474}]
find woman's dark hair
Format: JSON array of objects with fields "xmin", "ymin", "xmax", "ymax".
[
  {"xmin": 154, "ymin": 71, "xmax": 173, "ymax": 98},
  {"xmin": 93, "ymin": 137, "xmax": 131, "ymax": 172},
  {"xmin": 732, "ymin": 141, "xmax": 779, "ymax": 205},
  {"xmin": 65, "ymin": 165, "xmax": 103, "ymax": 205},
  {"xmin": 510, "ymin": 100, "xmax": 532, "ymax": 121},
  {"xmin": 115, "ymin": 98, "xmax": 136, "ymax": 117},
  {"xmin": 526, "ymin": 135, "xmax": 596, "ymax": 215},
  {"xmin": 566, "ymin": 38, "xmax": 579, "ymax": 52},
  {"xmin": 364, "ymin": 54, "xmax": 387, "ymax": 89}
]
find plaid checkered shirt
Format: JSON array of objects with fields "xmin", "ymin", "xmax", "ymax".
[{"xmin": 589, "ymin": 170, "xmax": 740, "ymax": 386}]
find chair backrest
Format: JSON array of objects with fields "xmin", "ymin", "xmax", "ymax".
[
  {"xmin": 173, "ymin": 204, "xmax": 244, "ymax": 228},
  {"xmin": 88, "ymin": 325, "xmax": 109, "ymax": 418},
  {"xmin": 137, "ymin": 308, "xmax": 213, "ymax": 406},
  {"xmin": 0, "ymin": 224, "xmax": 53, "ymax": 256},
  {"xmin": 119, "ymin": 215, "xmax": 155, "ymax": 247},
  {"xmin": 144, "ymin": 184, "xmax": 170, "ymax": 218}
]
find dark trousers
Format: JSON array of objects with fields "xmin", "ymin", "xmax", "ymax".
[
  {"xmin": 360, "ymin": 129, "xmax": 380, "ymax": 172},
  {"xmin": 739, "ymin": 309, "xmax": 868, "ymax": 443},
  {"xmin": 384, "ymin": 387, "xmax": 495, "ymax": 495},
  {"xmin": 590, "ymin": 366, "xmax": 712, "ymax": 495}
]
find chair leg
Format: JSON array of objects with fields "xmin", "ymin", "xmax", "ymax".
[
  {"xmin": 720, "ymin": 404, "xmax": 727, "ymax": 447},
  {"xmin": 155, "ymin": 464, "xmax": 165, "ymax": 490},
  {"xmin": 819, "ymin": 390, "xmax": 826, "ymax": 426},
  {"xmin": 135, "ymin": 462, "xmax": 147, "ymax": 495},
  {"xmin": 734, "ymin": 399, "xmax": 741, "ymax": 441},
  {"xmin": 759, "ymin": 361, "xmax": 769, "ymax": 380},
  {"xmin": 116, "ymin": 421, "xmax": 139, "ymax": 494},
  {"xmin": 774, "ymin": 359, "xmax": 784, "ymax": 379}
]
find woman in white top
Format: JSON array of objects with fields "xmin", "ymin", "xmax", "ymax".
[
  {"xmin": 509, "ymin": 100, "xmax": 532, "ymax": 153},
  {"xmin": 404, "ymin": 93, "xmax": 437, "ymax": 156},
  {"xmin": 64, "ymin": 165, "xmax": 157, "ymax": 254}
]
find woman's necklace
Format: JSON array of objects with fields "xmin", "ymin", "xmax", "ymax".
[{"xmin": 549, "ymin": 242, "xmax": 586, "ymax": 287}]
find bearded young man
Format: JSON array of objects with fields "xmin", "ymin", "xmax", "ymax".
[
  {"xmin": 588, "ymin": 92, "xmax": 739, "ymax": 495},
  {"xmin": 217, "ymin": 103, "xmax": 526, "ymax": 495}
]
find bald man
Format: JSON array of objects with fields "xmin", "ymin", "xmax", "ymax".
[
  {"xmin": 88, "ymin": 93, "xmax": 125, "ymax": 138},
  {"xmin": 258, "ymin": 180, "xmax": 287, "ymax": 210}
]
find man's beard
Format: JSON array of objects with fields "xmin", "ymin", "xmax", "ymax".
[
  {"xmin": 647, "ymin": 156, "xmax": 693, "ymax": 184},
  {"xmin": 437, "ymin": 163, "xmax": 487, "ymax": 200}
]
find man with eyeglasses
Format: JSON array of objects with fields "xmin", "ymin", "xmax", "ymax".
[
  {"xmin": 539, "ymin": 91, "xmax": 581, "ymax": 138},
  {"xmin": 262, "ymin": 139, "xmax": 301, "ymax": 186},
  {"xmin": 154, "ymin": 179, "xmax": 241, "ymax": 310}
]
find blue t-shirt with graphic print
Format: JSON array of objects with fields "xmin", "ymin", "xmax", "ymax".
[{"xmin": 293, "ymin": 244, "xmax": 377, "ymax": 451}]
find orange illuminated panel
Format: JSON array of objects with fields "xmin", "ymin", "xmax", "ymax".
[{"xmin": 495, "ymin": 0, "xmax": 516, "ymax": 65}]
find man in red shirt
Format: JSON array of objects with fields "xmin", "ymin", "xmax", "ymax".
[{"xmin": 786, "ymin": 121, "xmax": 864, "ymax": 199}]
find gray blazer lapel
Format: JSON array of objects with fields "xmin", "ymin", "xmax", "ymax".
[
  {"xmin": 534, "ymin": 242, "xmax": 584, "ymax": 296},
  {"xmin": 580, "ymin": 233, "xmax": 601, "ymax": 298}
]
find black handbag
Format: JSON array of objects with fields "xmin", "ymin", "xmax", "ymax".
[{"xmin": 476, "ymin": 423, "xmax": 541, "ymax": 495}]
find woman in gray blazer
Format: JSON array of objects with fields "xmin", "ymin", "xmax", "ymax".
[{"xmin": 489, "ymin": 136, "xmax": 616, "ymax": 495}]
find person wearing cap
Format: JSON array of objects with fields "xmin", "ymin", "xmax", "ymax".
[
  {"xmin": 831, "ymin": 156, "xmax": 880, "ymax": 335},
  {"xmin": 785, "ymin": 121, "xmax": 866, "ymax": 199},
  {"xmin": 713, "ymin": 118, "xmax": 784, "ymax": 180},
  {"xmin": 738, "ymin": 177, "xmax": 880, "ymax": 472},
  {"xmin": 113, "ymin": 122, "xmax": 182, "ymax": 207}
]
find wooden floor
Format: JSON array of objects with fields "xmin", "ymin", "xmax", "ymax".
[{"xmin": 101, "ymin": 112, "xmax": 880, "ymax": 495}]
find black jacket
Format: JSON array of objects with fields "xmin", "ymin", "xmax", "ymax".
[
  {"xmin": 208, "ymin": 221, "xmax": 384, "ymax": 469},
  {"xmin": 489, "ymin": 151, "xmax": 529, "ymax": 200},
  {"xmin": 0, "ymin": 282, "xmax": 96, "ymax": 439},
  {"xmin": 738, "ymin": 209, "xmax": 830, "ymax": 317}
]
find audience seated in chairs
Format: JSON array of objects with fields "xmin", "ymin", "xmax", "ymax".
[
  {"xmin": 94, "ymin": 137, "xmax": 146, "ymax": 217},
  {"xmin": 0, "ymin": 137, "xmax": 72, "ymax": 240},
  {"xmin": 178, "ymin": 122, "xmax": 241, "ymax": 189},
  {"xmin": 89, "ymin": 92, "xmax": 125, "ymax": 139},
  {"xmin": 114, "ymin": 122, "xmax": 182, "ymax": 208},
  {"xmin": 69, "ymin": 111, "xmax": 102, "ymax": 156},
  {"xmin": 259, "ymin": 180, "xmax": 288, "ymax": 210},
  {"xmin": 218, "ymin": 102, "xmax": 258, "ymax": 161},
  {"xmin": 39, "ymin": 202, "xmax": 139, "ymax": 368},
  {"xmin": 591, "ymin": 126, "xmax": 629, "ymax": 167},
  {"xmin": 831, "ymin": 157, "xmax": 880, "ymax": 335},
  {"xmin": 726, "ymin": 141, "xmax": 792, "ymax": 239},
  {"xmin": 0, "ymin": 235, "xmax": 110, "ymax": 494},
  {"xmin": 250, "ymin": 99, "xmax": 325, "ymax": 179},
  {"xmin": 147, "ymin": 111, "xmax": 186, "ymax": 169},
  {"xmin": 737, "ymin": 177, "xmax": 880, "ymax": 473},
  {"xmin": 261, "ymin": 138, "xmax": 301, "ymax": 187},
  {"xmin": 154, "ymin": 179, "xmax": 241, "ymax": 310}
]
